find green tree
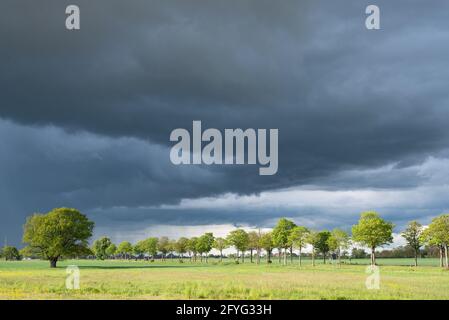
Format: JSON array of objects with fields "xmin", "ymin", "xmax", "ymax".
[
  {"xmin": 197, "ymin": 233, "xmax": 214, "ymax": 263},
  {"xmin": 213, "ymin": 237, "xmax": 229, "ymax": 262},
  {"xmin": 352, "ymin": 211, "xmax": 394, "ymax": 266},
  {"xmin": 117, "ymin": 241, "xmax": 133, "ymax": 259},
  {"xmin": 288, "ymin": 226, "xmax": 310, "ymax": 266},
  {"xmin": 402, "ymin": 221, "xmax": 423, "ymax": 267},
  {"xmin": 247, "ymin": 231, "xmax": 261, "ymax": 263},
  {"xmin": 306, "ymin": 231, "xmax": 320, "ymax": 266},
  {"xmin": 175, "ymin": 237, "xmax": 189, "ymax": 262},
  {"xmin": 187, "ymin": 237, "xmax": 198, "ymax": 262},
  {"xmin": 259, "ymin": 232, "xmax": 274, "ymax": 263},
  {"xmin": 143, "ymin": 237, "xmax": 158, "ymax": 261},
  {"xmin": 22, "ymin": 208, "xmax": 94, "ymax": 268},
  {"xmin": 421, "ymin": 214, "xmax": 449, "ymax": 268},
  {"xmin": 1, "ymin": 246, "xmax": 21, "ymax": 261},
  {"xmin": 327, "ymin": 228, "xmax": 350, "ymax": 265},
  {"xmin": 227, "ymin": 229, "xmax": 249, "ymax": 263},
  {"xmin": 167, "ymin": 239, "xmax": 176, "ymax": 260},
  {"xmin": 133, "ymin": 239, "xmax": 147, "ymax": 258},
  {"xmin": 105, "ymin": 243, "xmax": 117, "ymax": 258},
  {"xmin": 92, "ymin": 236, "xmax": 112, "ymax": 260},
  {"xmin": 315, "ymin": 231, "xmax": 331, "ymax": 264},
  {"xmin": 157, "ymin": 237, "xmax": 170, "ymax": 261},
  {"xmin": 272, "ymin": 218, "xmax": 296, "ymax": 265}
]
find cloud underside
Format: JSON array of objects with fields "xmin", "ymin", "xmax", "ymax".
[{"xmin": 1, "ymin": 0, "xmax": 449, "ymax": 244}]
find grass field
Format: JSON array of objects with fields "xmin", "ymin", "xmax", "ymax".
[{"xmin": 0, "ymin": 258, "xmax": 447, "ymax": 300}]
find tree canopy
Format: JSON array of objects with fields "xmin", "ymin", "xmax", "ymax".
[
  {"xmin": 352, "ymin": 211, "xmax": 394, "ymax": 265},
  {"xmin": 22, "ymin": 208, "xmax": 94, "ymax": 267}
]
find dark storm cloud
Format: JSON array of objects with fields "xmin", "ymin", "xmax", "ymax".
[{"xmin": 1, "ymin": 0, "xmax": 449, "ymax": 244}]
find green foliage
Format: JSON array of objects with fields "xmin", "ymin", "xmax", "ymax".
[
  {"xmin": 117, "ymin": 241, "xmax": 133, "ymax": 257},
  {"xmin": 327, "ymin": 229, "xmax": 350, "ymax": 256},
  {"xmin": 352, "ymin": 211, "xmax": 394, "ymax": 250},
  {"xmin": 402, "ymin": 221, "xmax": 423, "ymax": 266},
  {"xmin": 227, "ymin": 229, "xmax": 249, "ymax": 253},
  {"xmin": 22, "ymin": 208, "xmax": 94, "ymax": 267},
  {"xmin": 92, "ymin": 236, "xmax": 112, "ymax": 260},
  {"xmin": 421, "ymin": 214, "xmax": 449, "ymax": 246},
  {"xmin": 157, "ymin": 237, "xmax": 170, "ymax": 256},
  {"xmin": 272, "ymin": 218, "xmax": 296, "ymax": 249},
  {"xmin": 133, "ymin": 239, "xmax": 147, "ymax": 256},
  {"xmin": 144, "ymin": 237, "xmax": 159, "ymax": 257},
  {"xmin": 247, "ymin": 231, "xmax": 261, "ymax": 250},
  {"xmin": 315, "ymin": 231, "xmax": 331, "ymax": 258},
  {"xmin": 259, "ymin": 232, "xmax": 273, "ymax": 252},
  {"xmin": 288, "ymin": 226, "xmax": 310, "ymax": 250},
  {"xmin": 196, "ymin": 233, "xmax": 214, "ymax": 256},
  {"xmin": 351, "ymin": 248, "xmax": 368, "ymax": 259},
  {"xmin": 213, "ymin": 237, "xmax": 228, "ymax": 252},
  {"xmin": 1, "ymin": 246, "xmax": 21, "ymax": 261},
  {"xmin": 105, "ymin": 243, "xmax": 117, "ymax": 257},
  {"xmin": 175, "ymin": 237, "xmax": 189, "ymax": 256},
  {"xmin": 187, "ymin": 237, "xmax": 198, "ymax": 256}
]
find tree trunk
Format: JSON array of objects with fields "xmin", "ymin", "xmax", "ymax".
[
  {"xmin": 414, "ymin": 250, "xmax": 418, "ymax": 267},
  {"xmin": 242, "ymin": 251, "xmax": 245, "ymax": 263},
  {"xmin": 283, "ymin": 248, "xmax": 287, "ymax": 266},
  {"xmin": 278, "ymin": 249, "xmax": 281, "ymax": 263},
  {"xmin": 250, "ymin": 249, "xmax": 253, "ymax": 263},
  {"xmin": 50, "ymin": 258, "xmax": 58, "ymax": 268},
  {"xmin": 220, "ymin": 250, "xmax": 223, "ymax": 263},
  {"xmin": 444, "ymin": 245, "xmax": 449, "ymax": 269},
  {"xmin": 290, "ymin": 246, "xmax": 293, "ymax": 264},
  {"xmin": 298, "ymin": 248, "xmax": 302, "ymax": 267},
  {"xmin": 323, "ymin": 253, "xmax": 326, "ymax": 264},
  {"xmin": 371, "ymin": 247, "xmax": 376, "ymax": 266},
  {"xmin": 440, "ymin": 247, "xmax": 443, "ymax": 268},
  {"xmin": 312, "ymin": 249, "xmax": 315, "ymax": 267}
]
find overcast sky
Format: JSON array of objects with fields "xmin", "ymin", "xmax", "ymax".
[{"xmin": 1, "ymin": 0, "xmax": 449, "ymax": 246}]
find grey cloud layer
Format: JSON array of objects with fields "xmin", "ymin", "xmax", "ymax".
[{"xmin": 1, "ymin": 1, "xmax": 449, "ymax": 244}]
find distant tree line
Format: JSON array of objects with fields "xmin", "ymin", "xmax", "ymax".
[{"xmin": 2, "ymin": 208, "xmax": 449, "ymax": 269}]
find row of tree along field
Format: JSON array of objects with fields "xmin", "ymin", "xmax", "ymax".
[{"xmin": 1, "ymin": 208, "xmax": 449, "ymax": 268}]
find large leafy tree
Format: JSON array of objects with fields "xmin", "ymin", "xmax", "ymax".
[
  {"xmin": 213, "ymin": 237, "xmax": 229, "ymax": 262},
  {"xmin": 23, "ymin": 208, "xmax": 94, "ymax": 268},
  {"xmin": 420, "ymin": 214, "xmax": 449, "ymax": 268},
  {"xmin": 402, "ymin": 221, "xmax": 423, "ymax": 267},
  {"xmin": 272, "ymin": 218, "xmax": 296, "ymax": 265},
  {"xmin": 92, "ymin": 236, "xmax": 112, "ymax": 260},
  {"xmin": 144, "ymin": 237, "xmax": 159, "ymax": 261},
  {"xmin": 196, "ymin": 233, "xmax": 214, "ymax": 263},
  {"xmin": 157, "ymin": 237, "xmax": 170, "ymax": 260},
  {"xmin": 227, "ymin": 229, "xmax": 249, "ymax": 263},
  {"xmin": 1, "ymin": 246, "xmax": 21, "ymax": 261},
  {"xmin": 133, "ymin": 239, "xmax": 147, "ymax": 257},
  {"xmin": 117, "ymin": 241, "xmax": 133, "ymax": 259},
  {"xmin": 288, "ymin": 226, "xmax": 310, "ymax": 266},
  {"xmin": 247, "ymin": 231, "xmax": 261, "ymax": 263},
  {"xmin": 175, "ymin": 237, "xmax": 189, "ymax": 261},
  {"xmin": 327, "ymin": 228, "xmax": 350, "ymax": 265},
  {"xmin": 259, "ymin": 232, "xmax": 274, "ymax": 263},
  {"xmin": 105, "ymin": 243, "xmax": 117, "ymax": 258},
  {"xmin": 352, "ymin": 211, "xmax": 394, "ymax": 266},
  {"xmin": 186, "ymin": 237, "xmax": 198, "ymax": 262},
  {"xmin": 315, "ymin": 231, "xmax": 331, "ymax": 264}
]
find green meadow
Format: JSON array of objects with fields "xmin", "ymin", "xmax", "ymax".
[{"xmin": 0, "ymin": 258, "xmax": 447, "ymax": 300}]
